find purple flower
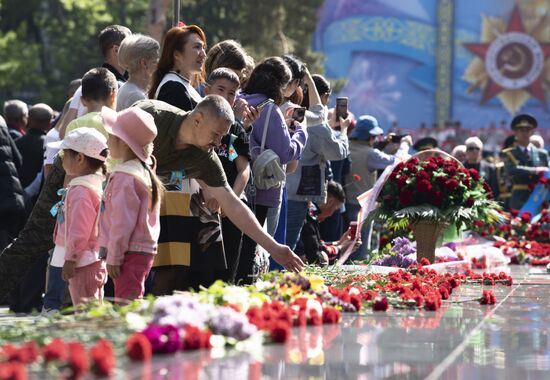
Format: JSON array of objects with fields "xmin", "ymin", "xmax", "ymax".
[
  {"xmin": 390, "ymin": 237, "xmax": 416, "ymax": 256},
  {"xmin": 208, "ymin": 307, "xmax": 257, "ymax": 340},
  {"xmin": 142, "ymin": 324, "xmax": 182, "ymax": 353}
]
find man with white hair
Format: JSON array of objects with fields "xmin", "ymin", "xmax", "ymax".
[
  {"xmin": 451, "ymin": 144, "xmax": 466, "ymax": 162},
  {"xmin": 463, "ymin": 136, "xmax": 501, "ymax": 200},
  {"xmin": 530, "ymin": 134, "xmax": 546, "ymax": 151}
]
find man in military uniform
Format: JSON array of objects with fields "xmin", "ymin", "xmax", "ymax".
[{"xmin": 503, "ymin": 114, "xmax": 549, "ymax": 210}]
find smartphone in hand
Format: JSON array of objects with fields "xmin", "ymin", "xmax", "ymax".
[
  {"xmin": 335, "ymin": 97, "xmax": 348, "ymax": 120},
  {"xmin": 255, "ymin": 98, "xmax": 274, "ymax": 113},
  {"xmin": 291, "ymin": 107, "xmax": 306, "ymax": 123}
]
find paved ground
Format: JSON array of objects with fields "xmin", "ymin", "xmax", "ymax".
[{"xmin": 2, "ymin": 266, "xmax": 549, "ymax": 379}]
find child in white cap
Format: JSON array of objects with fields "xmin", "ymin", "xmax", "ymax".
[
  {"xmin": 47, "ymin": 127, "xmax": 108, "ymax": 306},
  {"xmin": 99, "ymin": 107, "xmax": 162, "ymax": 301}
]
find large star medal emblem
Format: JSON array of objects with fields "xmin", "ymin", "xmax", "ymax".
[{"xmin": 463, "ymin": 6, "xmax": 550, "ymax": 113}]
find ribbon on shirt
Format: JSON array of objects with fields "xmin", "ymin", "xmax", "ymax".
[
  {"xmin": 49, "ymin": 188, "xmax": 68, "ymax": 224},
  {"xmin": 228, "ymin": 134, "xmax": 238, "ymax": 162}
]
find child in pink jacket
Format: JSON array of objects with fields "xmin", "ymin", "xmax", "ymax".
[
  {"xmin": 48, "ymin": 128, "xmax": 108, "ymax": 306},
  {"xmin": 99, "ymin": 107, "xmax": 162, "ymax": 301}
]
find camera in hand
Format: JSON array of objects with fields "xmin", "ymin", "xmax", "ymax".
[
  {"xmin": 391, "ymin": 134, "xmax": 408, "ymax": 143},
  {"xmin": 335, "ymin": 97, "xmax": 348, "ymax": 120},
  {"xmin": 292, "ymin": 107, "xmax": 306, "ymax": 123}
]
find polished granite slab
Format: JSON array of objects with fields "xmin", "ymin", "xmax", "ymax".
[
  {"xmin": 120, "ymin": 266, "xmax": 550, "ymax": 380},
  {"xmin": 2, "ymin": 266, "xmax": 549, "ymax": 379}
]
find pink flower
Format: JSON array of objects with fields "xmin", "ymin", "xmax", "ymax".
[{"xmin": 142, "ymin": 324, "xmax": 182, "ymax": 354}]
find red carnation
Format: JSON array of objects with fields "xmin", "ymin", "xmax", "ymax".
[
  {"xmin": 182, "ymin": 326, "xmax": 211, "ymax": 350},
  {"xmin": 510, "ymin": 209, "xmax": 519, "ymax": 217},
  {"xmin": 424, "ymin": 162, "xmax": 438, "ymax": 172},
  {"xmin": 90, "ymin": 339, "xmax": 116, "ymax": 377},
  {"xmin": 520, "ymin": 212, "xmax": 532, "ymax": 223},
  {"xmin": 406, "ymin": 164, "xmax": 418, "ymax": 174},
  {"xmin": 397, "ymin": 176, "xmax": 409, "ymax": 189},
  {"xmin": 6, "ymin": 341, "xmax": 40, "ymax": 364},
  {"xmin": 125, "ymin": 333, "xmax": 152, "ymax": 362},
  {"xmin": 350, "ymin": 294, "xmax": 361, "ymax": 312},
  {"xmin": 352, "ymin": 173, "xmax": 362, "ymax": 181},
  {"xmin": 43, "ymin": 338, "xmax": 68, "ymax": 362},
  {"xmin": 465, "ymin": 198, "xmax": 474, "ymax": 207},
  {"xmin": 415, "ymin": 170, "xmax": 430, "ymax": 181},
  {"xmin": 364, "ymin": 290, "xmax": 378, "ymax": 301},
  {"xmin": 438, "ymin": 285, "xmax": 450, "ymax": 300},
  {"xmin": 270, "ymin": 320, "xmax": 291, "ymax": 343},
  {"xmin": 309, "ymin": 309, "xmax": 323, "ymax": 326},
  {"xmin": 0, "ymin": 362, "xmax": 26, "ymax": 380},
  {"xmin": 399, "ymin": 190, "xmax": 414, "ymax": 206},
  {"xmin": 67, "ymin": 342, "xmax": 90, "ymax": 380},
  {"xmin": 446, "ymin": 166, "xmax": 457, "ymax": 176},
  {"xmin": 444, "ymin": 179, "xmax": 459, "ymax": 191},
  {"xmin": 424, "ymin": 293, "xmax": 441, "ymax": 311},
  {"xmin": 479, "ymin": 290, "xmax": 496, "ymax": 305},
  {"xmin": 416, "ymin": 179, "xmax": 432, "ymax": 193},
  {"xmin": 372, "ymin": 297, "xmax": 389, "ymax": 312},
  {"xmin": 322, "ymin": 307, "xmax": 341, "ymax": 324},
  {"xmin": 419, "ymin": 257, "xmax": 431, "ymax": 266}
]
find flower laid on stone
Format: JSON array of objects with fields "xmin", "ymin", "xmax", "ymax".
[
  {"xmin": 0, "ymin": 338, "xmax": 115, "ymax": 379},
  {"xmin": 479, "ymin": 290, "xmax": 497, "ymax": 305},
  {"xmin": 0, "ymin": 267, "xmax": 517, "ymax": 377}
]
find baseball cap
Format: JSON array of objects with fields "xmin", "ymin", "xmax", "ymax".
[
  {"xmin": 350, "ymin": 115, "xmax": 383, "ymax": 140},
  {"xmin": 48, "ymin": 127, "xmax": 108, "ymax": 161}
]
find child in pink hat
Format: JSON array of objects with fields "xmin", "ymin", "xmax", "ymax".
[
  {"xmin": 99, "ymin": 106, "xmax": 163, "ymax": 301},
  {"xmin": 47, "ymin": 128, "xmax": 108, "ymax": 306}
]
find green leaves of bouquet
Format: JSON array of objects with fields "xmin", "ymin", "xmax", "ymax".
[{"xmin": 372, "ymin": 155, "xmax": 501, "ymax": 231}]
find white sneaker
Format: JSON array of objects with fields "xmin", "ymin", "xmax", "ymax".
[{"xmin": 40, "ymin": 307, "xmax": 59, "ymax": 317}]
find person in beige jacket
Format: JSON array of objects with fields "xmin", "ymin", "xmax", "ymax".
[{"xmin": 344, "ymin": 115, "xmax": 411, "ymax": 260}]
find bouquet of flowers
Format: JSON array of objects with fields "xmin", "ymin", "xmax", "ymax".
[{"xmin": 372, "ymin": 155, "xmax": 501, "ymax": 231}]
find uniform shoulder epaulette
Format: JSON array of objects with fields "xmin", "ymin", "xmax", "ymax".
[{"xmin": 502, "ymin": 147, "xmax": 514, "ymax": 153}]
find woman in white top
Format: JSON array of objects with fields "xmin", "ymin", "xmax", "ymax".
[
  {"xmin": 148, "ymin": 25, "xmax": 206, "ymax": 111},
  {"xmin": 116, "ymin": 34, "xmax": 160, "ymax": 111}
]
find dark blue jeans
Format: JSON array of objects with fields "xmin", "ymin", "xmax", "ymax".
[
  {"xmin": 285, "ymin": 200, "xmax": 309, "ymax": 250},
  {"xmin": 43, "ymin": 265, "xmax": 66, "ymax": 310}
]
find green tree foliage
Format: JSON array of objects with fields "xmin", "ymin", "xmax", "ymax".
[
  {"xmin": 0, "ymin": 0, "xmax": 147, "ymax": 110},
  {"xmin": 0, "ymin": 0, "xmax": 324, "ymax": 109},
  {"xmin": 176, "ymin": 0, "xmax": 324, "ymax": 69}
]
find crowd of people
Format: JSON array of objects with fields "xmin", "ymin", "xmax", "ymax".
[{"xmin": 0, "ymin": 23, "xmax": 548, "ymax": 313}]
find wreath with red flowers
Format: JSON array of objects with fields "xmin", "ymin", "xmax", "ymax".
[{"xmin": 371, "ymin": 155, "xmax": 501, "ymax": 231}]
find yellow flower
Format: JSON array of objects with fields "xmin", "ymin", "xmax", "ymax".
[{"xmin": 308, "ymin": 275, "xmax": 325, "ymax": 292}]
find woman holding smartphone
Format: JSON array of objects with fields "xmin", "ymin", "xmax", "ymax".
[{"xmin": 236, "ymin": 57, "xmax": 308, "ymax": 284}]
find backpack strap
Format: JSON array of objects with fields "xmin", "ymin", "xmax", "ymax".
[{"xmin": 260, "ymin": 103, "xmax": 274, "ymax": 153}]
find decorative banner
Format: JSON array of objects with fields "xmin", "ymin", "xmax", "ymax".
[
  {"xmin": 520, "ymin": 171, "xmax": 550, "ymax": 216},
  {"xmin": 463, "ymin": 6, "xmax": 550, "ymax": 114},
  {"xmin": 314, "ymin": 0, "xmax": 550, "ymax": 131}
]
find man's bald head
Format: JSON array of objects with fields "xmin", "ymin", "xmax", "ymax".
[
  {"xmin": 28, "ymin": 103, "xmax": 53, "ymax": 131},
  {"xmin": 193, "ymin": 95, "xmax": 235, "ymax": 126}
]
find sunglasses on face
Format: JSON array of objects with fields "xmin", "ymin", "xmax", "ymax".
[{"xmin": 466, "ymin": 147, "xmax": 481, "ymax": 151}]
